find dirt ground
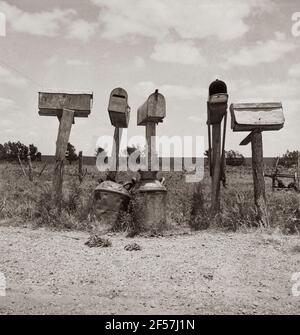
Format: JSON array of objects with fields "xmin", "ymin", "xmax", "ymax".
[{"xmin": 0, "ymin": 225, "xmax": 300, "ymax": 315}]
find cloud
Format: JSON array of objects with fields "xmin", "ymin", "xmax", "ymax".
[
  {"xmin": 0, "ymin": 66, "xmax": 27, "ymax": 86},
  {"xmin": 93, "ymin": 0, "xmax": 272, "ymax": 41},
  {"xmin": 0, "ymin": 1, "xmax": 97, "ymax": 41},
  {"xmin": 134, "ymin": 81, "xmax": 206, "ymax": 100},
  {"xmin": 134, "ymin": 56, "xmax": 146, "ymax": 69},
  {"xmin": 66, "ymin": 59, "xmax": 90, "ymax": 67},
  {"xmin": 66, "ymin": 19, "xmax": 98, "ymax": 42},
  {"xmin": 151, "ymin": 40, "xmax": 206, "ymax": 65},
  {"xmin": 188, "ymin": 116, "xmax": 203, "ymax": 123},
  {"xmin": 225, "ymin": 33, "xmax": 297, "ymax": 68},
  {"xmin": 288, "ymin": 63, "xmax": 300, "ymax": 78},
  {"xmin": 0, "ymin": 1, "xmax": 75, "ymax": 37},
  {"xmin": 0, "ymin": 97, "xmax": 18, "ymax": 111}
]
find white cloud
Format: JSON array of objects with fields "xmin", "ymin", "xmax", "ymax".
[
  {"xmin": 288, "ymin": 63, "xmax": 300, "ymax": 78},
  {"xmin": 188, "ymin": 116, "xmax": 203, "ymax": 123},
  {"xmin": 151, "ymin": 40, "xmax": 206, "ymax": 65},
  {"xmin": 66, "ymin": 59, "xmax": 90, "ymax": 67},
  {"xmin": 0, "ymin": 66, "xmax": 27, "ymax": 86},
  {"xmin": 225, "ymin": 33, "xmax": 297, "ymax": 68},
  {"xmin": 134, "ymin": 56, "xmax": 146, "ymax": 69},
  {"xmin": 134, "ymin": 81, "xmax": 206, "ymax": 100},
  {"xmin": 0, "ymin": 1, "xmax": 75, "ymax": 37},
  {"xmin": 0, "ymin": 97, "xmax": 17, "ymax": 111},
  {"xmin": 93, "ymin": 0, "xmax": 272, "ymax": 41},
  {"xmin": 66, "ymin": 19, "xmax": 98, "ymax": 42},
  {"xmin": 0, "ymin": 1, "xmax": 97, "ymax": 41}
]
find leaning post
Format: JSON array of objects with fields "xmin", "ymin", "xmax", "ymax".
[
  {"xmin": 38, "ymin": 92, "xmax": 93, "ymax": 212},
  {"xmin": 207, "ymin": 79, "xmax": 229, "ymax": 216}
]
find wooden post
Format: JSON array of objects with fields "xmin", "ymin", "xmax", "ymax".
[
  {"xmin": 17, "ymin": 152, "xmax": 26, "ymax": 177},
  {"xmin": 108, "ymin": 127, "xmax": 123, "ymax": 181},
  {"xmin": 78, "ymin": 151, "xmax": 83, "ymax": 183},
  {"xmin": 211, "ymin": 124, "xmax": 222, "ymax": 215},
  {"xmin": 27, "ymin": 154, "xmax": 33, "ymax": 182},
  {"xmin": 146, "ymin": 122, "xmax": 156, "ymax": 172},
  {"xmin": 297, "ymin": 151, "xmax": 300, "ymax": 215},
  {"xmin": 251, "ymin": 131, "xmax": 269, "ymax": 225},
  {"xmin": 53, "ymin": 108, "xmax": 74, "ymax": 212}
]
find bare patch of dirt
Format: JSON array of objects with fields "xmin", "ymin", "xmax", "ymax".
[{"xmin": 0, "ymin": 226, "xmax": 300, "ymax": 315}]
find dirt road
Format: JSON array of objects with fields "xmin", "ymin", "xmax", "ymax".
[{"xmin": 0, "ymin": 226, "xmax": 299, "ymax": 315}]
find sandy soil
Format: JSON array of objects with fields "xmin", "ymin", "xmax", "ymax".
[{"xmin": 0, "ymin": 225, "xmax": 300, "ymax": 315}]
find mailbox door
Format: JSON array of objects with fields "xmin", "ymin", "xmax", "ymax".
[
  {"xmin": 108, "ymin": 88, "xmax": 130, "ymax": 128},
  {"xmin": 137, "ymin": 92, "xmax": 166, "ymax": 126},
  {"xmin": 230, "ymin": 103, "xmax": 285, "ymax": 132}
]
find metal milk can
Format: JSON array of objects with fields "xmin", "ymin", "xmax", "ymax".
[
  {"xmin": 133, "ymin": 171, "xmax": 167, "ymax": 233},
  {"xmin": 94, "ymin": 180, "xmax": 133, "ymax": 228}
]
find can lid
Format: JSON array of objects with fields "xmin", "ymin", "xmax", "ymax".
[
  {"xmin": 95, "ymin": 181, "xmax": 131, "ymax": 197},
  {"xmin": 137, "ymin": 179, "xmax": 167, "ymax": 193}
]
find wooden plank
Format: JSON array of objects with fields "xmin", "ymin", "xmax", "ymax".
[
  {"xmin": 251, "ymin": 132, "xmax": 269, "ymax": 225},
  {"xmin": 230, "ymin": 102, "xmax": 284, "ymax": 132},
  {"xmin": 107, "ymin": 127, "xmax": 123, "ymax": 181},
  {"xmin": 39, "ymin": 109, "xmax": 90, "ymax": 118},
  {"xmin": 53, "ymin": 108, "xmax": 74, "ymax": 212},
  {"xmin": 78, "ymin": 151, "xmax": 83, "ymax": 183},
  {"xmin": 240, "ymin": 131, "xmax": 256, "ymax": 146}
]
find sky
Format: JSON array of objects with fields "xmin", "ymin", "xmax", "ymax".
[{"xmin": 0, "ymin": 0, "xmax": 299, "ymax": 157}]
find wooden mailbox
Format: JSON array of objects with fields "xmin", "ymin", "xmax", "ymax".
[
  {"xmin": 38, "ymin": 92, "xmax": 93, "ymax": 118},
  {"xmin": 108, "ymin": 88, "xmax": 130, "ymax": 128},
  {"xmin": 230, "ymin": 102, "xmax": 284, "ymax": 132},
  {"xmin": 137, "ymin": 90, "xmax": 166, "ymax": 126}
]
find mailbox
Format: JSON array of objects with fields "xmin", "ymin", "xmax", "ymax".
[
  {"xmin": 137, "ymin": 90, "xmax": 166, "ymax": 126},
  {"xmin": 38, "ymin": 92, "xmax": 93, "ymax": 117},
  {"xmin": 230, "ymin": 102, "xmax": 285, "ymax": 132},
  {"xmin": 108, "ymin": 88, "xmax": 130, "ymax": 128},
  {"xmin": 207, "ymin": 80, "xmax": 228, "ymax": 124}
]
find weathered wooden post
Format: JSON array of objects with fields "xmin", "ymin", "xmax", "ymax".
[
  {"xmin": 38, "ymin": 92, "xmax": 93, "ymax": 212},
  {"xmin": 78, "ymin": 151, "xmax": 83, "ymax": 183},
  {"xmin": 27, "ymin": 154, "xmax": 33, "ymax": 182},
  {"xmin": 134, "ymin": 90, "xmax": 167, "ymax": 233},
  {"xmin": 107, "ymin": 88, "xmax": 130, "ymax": 180},
  {"xmin": 207, "ymin": 80, "xmax": 228, "ymax": 216},
  {"xmin": 230, "ymin": 102, "xmax": 285, "ymax": 224}
]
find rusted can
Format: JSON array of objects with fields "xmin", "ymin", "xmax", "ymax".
[
  {"xmin": 133, "ymin": 171, "xmax": 167, "ymax": 233},
  {"xmin": 94, "ymin": 180, "xmax": 132, "ymax": 228}
]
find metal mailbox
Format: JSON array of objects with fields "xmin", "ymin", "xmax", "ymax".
[
  {"xmin": 207, "ymin": 79, "xmax": 228, "ymax": 125},
  {"xmin": 137, "ymin": 90, "xmax": 166, "ymax": 126},
  {"xmin": 108, "ymin": 88, "xmax": 130, "ymax": 128},
  {"xmin": 230, "ymin": 102, "xmax": 285, "ymax": 132},
  {"xmin": 38, "ymin": 92, "xmax": 93, "ymax": 117}
]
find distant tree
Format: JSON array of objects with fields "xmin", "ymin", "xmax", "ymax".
[
  {"xmin": 66, "ymin": 142, "xmax": 78, "ymax": 164},
  {"xmin": 225, "ymin": 150, "xmax": 245, "ymax": 166},
  {"xmin": 279, "ymin": 150, "xmax": 299, "ymax": 168}
]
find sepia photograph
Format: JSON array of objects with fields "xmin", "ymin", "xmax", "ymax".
[{"xmin": 0, "ymin": 0, "xmax": 300, "ymax": 322}]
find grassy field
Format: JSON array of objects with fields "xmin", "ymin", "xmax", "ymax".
[
  {"xmin": 0, "ymin": 161, "xmax": 299, "ymax": 234},
  {"xmin": 1, "ymin": 162, "xmax": 300, "ymax": 315}
]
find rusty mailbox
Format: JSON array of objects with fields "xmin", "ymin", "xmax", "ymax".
[
  {"xmin": 38, "ymin": 92, "xmax": 93, "ymax": 118},
  {"xmin": 230, "ymin": 102, "xmax": 284, "ymax": 132},
  {"xmin": 207, "ymin": 80, "xmax": 228, "ymax": 125},
  {"xmin": 108, "ymin": 88, "xmax": 130, "ymax": 128},
  {"xmin": 137, "ymin": 89, "xmax": 166, "ymax": 126}
]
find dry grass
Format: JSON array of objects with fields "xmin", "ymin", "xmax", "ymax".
[{"xmin": 0, "ymin": 162, "xmax": 299, "ymax": 234}]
